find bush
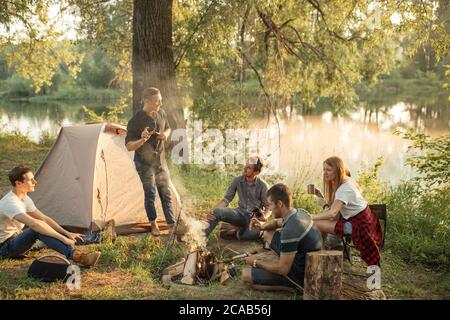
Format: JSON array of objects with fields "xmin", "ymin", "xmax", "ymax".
[
  {"xmin": 355, "ymin": 140, "xmax": 450, "ymax": 268},
  {"xmin": 384, "ymin": 182, "xmax": 450, "ymax": 268},
  {"xmin": 3, "ymin": 75, "xmax": 35, "ymax": 97}
]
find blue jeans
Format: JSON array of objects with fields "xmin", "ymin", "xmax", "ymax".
[
  {"xmin": 135, "ymin": 161, "xmax": 175, "ymax": 225},
  {"xmin": 0, "ymin": 229, "xmax": 74, "ymax": 259},
  {"xmin": 205, "ymin": 208, "xmax": 261, "ymax": 240}
]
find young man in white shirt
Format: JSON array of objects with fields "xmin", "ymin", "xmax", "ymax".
[{"xmin": 0, "ymin": 167, "xmax": 101, "ymax": 267}]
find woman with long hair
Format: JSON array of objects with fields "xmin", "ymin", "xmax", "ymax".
[{"xmin": 312, "ymin": 156, "xmax": 384, "ymax": 266}]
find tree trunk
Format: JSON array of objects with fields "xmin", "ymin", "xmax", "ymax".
[
  {"xmin": 132, "ymin": 0, "xmax": 184, "ymax": 129},
  {"xmin": 303, "ymin": 250, "xmax": 343, "ymax": 300}
]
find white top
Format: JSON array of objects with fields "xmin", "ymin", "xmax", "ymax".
[
  {"xmin": 334, "ymin": 179, "xmax": 367, "ymax": 219},
  {"xmin": 0, "ymin": 191, "xmax": 37, "ymax": 244}
]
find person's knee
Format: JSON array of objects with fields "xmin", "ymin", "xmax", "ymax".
[
  {"xmin": 211, "ymin": 208, "xmax": 225, "ymax": 219},
  {"xmin": 241, "ymin": 268, "xmax": 253, "ymax": 284}
]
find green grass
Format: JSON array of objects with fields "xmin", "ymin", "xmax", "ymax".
[{"xmin": 0, "ymin": 132, "xmax": 51, "ymax": 188}]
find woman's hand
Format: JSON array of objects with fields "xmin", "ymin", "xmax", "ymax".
[{"xmin": 314, "ymin": 187, "xmax": 324, "ymax": 199}]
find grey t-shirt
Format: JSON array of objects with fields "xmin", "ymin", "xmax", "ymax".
[
  {"xmin": 223, "ymin": 176, "xmax": 269, "ymax": 213},
  {"xmin": 279, "ymin": 208, "xmax": 323, "ymax": 278}
]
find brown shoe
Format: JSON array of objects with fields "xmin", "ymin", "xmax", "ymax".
[
  {"xmin": 150, "ymin": 222, "xmax": 160, "ymax": 237},
  {"xmin": 72, "ymin": 250, "xmax": 101, "ymax": 267}
]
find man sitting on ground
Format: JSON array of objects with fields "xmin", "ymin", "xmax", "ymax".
[
  {"xmin": 0, "ymin": 167, "xmax": 101, "ymax": 267},
  {"xmin": 242, "ymin": 183, "xmax": 322, "ymax": 291},
  {"xmin": 205, "ymin": 156, "xmax": 270, "ymax": 241}
]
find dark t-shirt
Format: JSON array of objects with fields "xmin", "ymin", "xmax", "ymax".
[
  {"xmin": 125, "ymin": 109, "xmax": 170, "ymax": 166},
  {"xmin": 279, "ymin": 208, "xmax": 323, "ymax": 280}
]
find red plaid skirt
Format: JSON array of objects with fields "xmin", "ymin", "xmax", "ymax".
[{"xmin": 335, "ymin": 206, "xmax": 384, "ymax": 265}]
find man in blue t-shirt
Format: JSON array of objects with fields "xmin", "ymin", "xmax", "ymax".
[{"xmin": 242, "ymin": 183, "xmax": 323, "ymax": 291}]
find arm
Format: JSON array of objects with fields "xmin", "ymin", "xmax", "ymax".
[
  {"xmin": 14, "ymin": 213, "xmax": 74, "ymax": 247},
  {"xmin": 126, "ymin": 138, "xmax": 146, "ymax": 152},
  {"xmin": 250, "ymin": 218, "xmax": 282, "ymax": 231},
  {"xmin": 126, "ymin": 127, "xmax": 151, "ymax": 152},
  {"xmin": 311, "ymin": 199, "xmax": 344, "ymax": 221},
  {"xmin": 212, "ymin": 199, "xmax": 226, "ymax": 211},
  {"xmin": 206, "ymin": 179, "xmax": 237, "ymax": 220},
  {"xmin": 245, "ymin": 254, "xmax": 295, "ymax": 276},
  {"xmin": 261, "ymin": 218, "xmax": 282, "ymax": 231},
  {"xmin": 158, "ymin": 127, "xmax": 171, "ymax": 140},
  {"xmin": 28, "ymin": 209, "xmax": 83, "ymax": 241}
]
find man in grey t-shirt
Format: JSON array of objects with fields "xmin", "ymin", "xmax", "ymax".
[
  {"xmin": 204, "ymin": 156, "xmax": 270, "ymax": 241},
  {"xmin": 242, "ymin": 183, "xmax": 322, "ymax": 291}
]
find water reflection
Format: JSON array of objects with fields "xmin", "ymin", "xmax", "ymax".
[
  {"xmin": 0, "ymin": 98, "xmax": 448, "ymax": 184},
  {"xmin": 273, "ymin": 116, "xmax": 417, "ymax": 186},
  {"xmin": 0, "ymin": 100, "xmax": 121, "ymax": 141}
]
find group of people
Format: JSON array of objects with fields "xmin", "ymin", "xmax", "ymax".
[
  {"xmin": 206, "ymin": 155, "xmax": 384, "ymax": 291},
  {"xmin": 0, "ymin": 87, "xmax": 384, "ymax": 292}
]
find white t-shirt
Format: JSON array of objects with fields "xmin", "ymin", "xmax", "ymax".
[
  {"xmin": 334, "ymin": 179, "xmax": 367, "ymax": 220},
  {"xmin": 0, "ymin": 191, "xmax": 37, "ymax": 244}
]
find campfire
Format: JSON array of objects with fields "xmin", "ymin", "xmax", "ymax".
[
  {"xmin": 162, "ymin": 248, "xmax": 227, "ymax": 286},
  {"xmin": 161, "ymin": 215, "xmax": 255, "ymax": 286}
]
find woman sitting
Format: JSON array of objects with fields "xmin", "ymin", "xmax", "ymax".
[{"xmin": 312, "ymin": 156, "xmax": 384, "ymax": 266}]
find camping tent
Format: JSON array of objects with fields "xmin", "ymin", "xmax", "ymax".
[{"xmin": 30, "ymin": 123, "xmax": 181, "ymax": 230}]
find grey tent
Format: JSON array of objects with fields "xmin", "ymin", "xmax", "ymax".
[{"xmin": 30, "ymin": 123, "xmax": 181, "ymax": 231}]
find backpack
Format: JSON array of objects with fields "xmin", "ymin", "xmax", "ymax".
[{"xmin": 28, "ymin": 254, "xmax": 72, "ymax": 282}]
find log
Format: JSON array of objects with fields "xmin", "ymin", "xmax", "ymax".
[
  {"xmin": 180, "ymin": 251, "xmax": 198, "ymax": 285},
  {"xmin": 304, "ymin": 250, "xmax": 343, "ymax": 300},
  {"xmin": 162, "ymin": 258, "xmax": 186, "ymax": 277},
  {"xmin": 161, "ymin": 275, "xmax": 173, "ymax": 286}
]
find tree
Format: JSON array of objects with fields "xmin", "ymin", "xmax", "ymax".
[
  {"xmin": 1, "ymin": 0, "xmax": 448, "ymax": 129},
  {"xmin": 132, "ymin": 0, "xmax": 183, "ymax": 128}
]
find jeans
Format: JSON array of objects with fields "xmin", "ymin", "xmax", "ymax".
[
  {"xmin": 205, "ymin": 208, "xmax": 261, "ymax": 240},
  {"xmin": 0, "ymin": 229, "xmax": 74, "ymax": 259},
  {"xmin": 135, "ymin": 161, "xmax": 175, "ymax": 225}
]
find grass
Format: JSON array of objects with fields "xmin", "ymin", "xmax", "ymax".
[{"xmin": 0, "ymin": 132, "xmax": 449, "ymax": 299}]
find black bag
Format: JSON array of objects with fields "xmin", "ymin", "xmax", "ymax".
[{"xmin": 28, "ymin": 254, "xmax": 71, "ymax": 282}]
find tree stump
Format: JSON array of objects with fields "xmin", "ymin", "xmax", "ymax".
[{"xmin": 304, "ymin": 250, "xmax": 343, "ymax": 300}]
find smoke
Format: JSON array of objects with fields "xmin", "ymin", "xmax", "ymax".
[{"xmin": 181, "ymin": 214, "xmax": 209, "ymax": 252}]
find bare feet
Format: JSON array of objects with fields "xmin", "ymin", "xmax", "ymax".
[{"xmin": 150, "ymin": 222, "xmax": 160, "ymax": 237}]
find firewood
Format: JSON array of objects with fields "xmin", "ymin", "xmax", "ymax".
[
  {"xmin": 180, "ymin": 251, "xmax": 198, "ymax": 285},
  {"xmin": 220, "ymin": 270, "xmax": 231, "ymax": 284},
  {"xmin": 163, "ymin": 258, "xmax": 186, "ymax": 276}
]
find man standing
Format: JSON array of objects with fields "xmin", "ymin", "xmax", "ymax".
[
  {"xmin": 242, "ymin": 183, "xmax": 322, "ymax": 291},
  {"xmin": 125, "ymin": 87, "xmax": 175, "ymax": 236},
  {"xmin": 205, "ymin": 156, "xmax": 270, "ymax": 241},
  {"xmin": 0, "ymin": 167, "xmax": 101, "ymax": 267}
]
